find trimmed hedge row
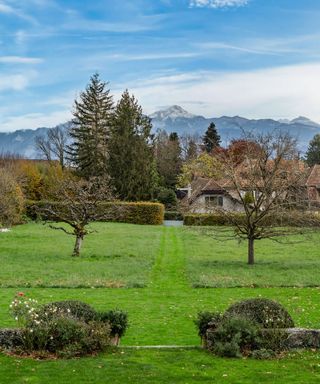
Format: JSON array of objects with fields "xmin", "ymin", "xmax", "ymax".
[
  {"xmin": 164, "ymin": 211, "xmax": 184, "ymax": 221},
  {"xmin": 25, "ymin": 200, "xmax": 164, "ymax": 225},
  {"xmin": 184, "ymin": 211, "xmax": 320, "ymax": 227}
]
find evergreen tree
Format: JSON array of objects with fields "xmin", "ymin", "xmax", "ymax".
[
  {"xmin": 155, "ymin": 130, "xmax": 182, "ymax": 189},
  {"xmin": 203, "ymin": 122, "xmax": 221, "ymax": 153},
  {"xmin": 108, "ymin": 90, "xmax": 155, "ymax": 201},
  {"xmin": 306, "ymin": 134, "xmax": 320, "ymax": 166},
  {"xmin": 67, "ymin": 73, "xmax": 114, "ymax": 178},
  {"xmin": 186, "ymin": 137, "xmax": 198, "ymax": 161}
]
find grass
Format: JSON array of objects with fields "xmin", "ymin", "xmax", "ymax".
[
  {"xmin": 0, "ymin": 349, "xmax": 319, "ymax": 384},
  {"xmin": 0, "ymin": 222, "xmax": 162, "ymax": 288},
  {"xmin": 0, "ymin": 222, "xmax": 320, "ymax": 383},
  {"xmin": 183, "ymin": 228, "xmax": 320, "ymax": 287}
]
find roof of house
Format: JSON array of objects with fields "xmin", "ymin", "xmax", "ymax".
[{"xmin": 181, "ymin": 161, "xmax": 319, "ymax": 206}]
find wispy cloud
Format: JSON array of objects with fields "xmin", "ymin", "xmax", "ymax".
[
  {"xmin": 125, "ymin": 63, "xmax": 320, "ymax": 122},
  {"xmin": 0, "ymin": 74, "xmax": 31, "ymax": 91},
  {"xmin": 0, "ymin": 56, "xmax": 43, "ymax": 64},
  {"xmin": 0, "ymin": 1, "xmax": 15, "ymax": 14},
  {"xmin": 190, "ymin": 0, "xmax": 249, "ymax": 8}
]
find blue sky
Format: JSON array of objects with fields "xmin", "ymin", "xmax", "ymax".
[{"xmin": 1, "ymin": 0, "xmax": 320, "ymax": 131}]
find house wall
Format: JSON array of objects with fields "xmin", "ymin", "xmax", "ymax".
[{"xmin": 190, "ymin": 194, "xmax": 244, "ymax": 213}]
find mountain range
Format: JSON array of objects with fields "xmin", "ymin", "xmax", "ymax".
[{"xmin": 0, "ymin": 105, "xmax": 319, "ymax": 158}]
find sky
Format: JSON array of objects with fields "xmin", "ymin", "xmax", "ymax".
[{"xmin": 1, "ymin": 0, "xmax": 320, "ymax": 131}]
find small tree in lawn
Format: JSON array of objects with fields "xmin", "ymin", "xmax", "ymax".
[
  {"xmin": 216, "ymin": 131, "xmax": 312, "ymax": 265},
  {"xmin": 35, "ymin": 176, "xmax": 114, "ymax": 257}
]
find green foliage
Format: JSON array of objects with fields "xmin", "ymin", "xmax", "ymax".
[
  {"xmin": 21, "ymin": 316, "xmax": 111, "ymax": 357},
  {"xmin": 25, "ymin": 200, "xmax": 164, "ymax": 225},
  {"xmin": 194, "ymin": 311, "xmax": 222, "ymax": 338},
  {"xmin": 202, "ymin": 122, "xmax": 221, "ymax": 153},
  {"xmin": 177, "ymin": 152, "xmax": 223, "ymax": 187},
  {"xmin": 156, "ymin": 188, "xmax": 177, "ymax": 209},
  {"xmin": 108, "ymin": 90, "xmax": 155, "ymax": 201},
  {"xmin": 164, "ymin": 211, "xmax": 183, "ymax": 220},
  {"xmin": 96, "ymin": 309, "xmax": 128, "ymax": 337},
  {"xmin": 38, "ymin": 300, "xmax": 97, "ymax": 323},
  {"xmin": 155, "ymin": 130, "xmax": 182, "ymax": 189},
  {"xmin": 225, "ymin": 298, "xmax": 295, "ymax": 328},
  {"xmin": 0, "ymin": 168, "xmax": 24, "ymax": 227},
  {"xmin": 208, "ymin": 315, "xmax": 261, "ymax": 358},
  {"xmin": 306, "ymin": 134, "xmax": 320, "ymax": 166},
  {"xmin": 67, "ymin": 73, "xmax": 113, "ymax": 178},
  {"xmin": 184, "ymin": 211, "xmax": 320, "ymax": 227}
]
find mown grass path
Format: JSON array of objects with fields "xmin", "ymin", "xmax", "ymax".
[{"xmin": 150, "ymin": 226, "xmax": 188, "ymax": 290}]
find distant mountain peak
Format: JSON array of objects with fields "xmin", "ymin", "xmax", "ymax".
[
  {"xmin": 150, "ymin": 105, "xmax": 196, "ymax": 120},
  {"xmin": 290, "ymin": 116, "xmax": 320, "ymax": 128}
]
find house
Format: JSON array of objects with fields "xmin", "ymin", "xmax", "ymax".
[
  {"xmin": 180, "ymin": 177, "xmax": 244, "ymax": 213},
  {"xmin": 180, "ymin": 164, "xmax": 320, "ymax": 214}
]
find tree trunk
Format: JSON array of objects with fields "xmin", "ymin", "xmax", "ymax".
[
  {"xmin": 248, "ymin": 237, "xmax": 255, "ymax": 265},
  {"xmin": 72, "ymin": 234, "xmax": 83, "ymax": 257}
]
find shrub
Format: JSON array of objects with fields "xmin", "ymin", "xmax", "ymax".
[
  {"xmin": 0, "ymin": 168, "xmax": 24, "ymax": 227},
  {"xmin": 21, "ymin": 317, "xmax": 111, "ymax": 357},
  {"xmin": 208, "ymin": 315, "xmax": 261, "ymax": 358},
  {"xmin": 225, "ymin": 298, "xmax": 294, "ymax": 329},
  {"xmin": 38, "ymin": 300, "xmax": 97, "ymax": 323},
  {"xmin": 156, "ymin": 188, "xmax": 177, "ymax": 209},
  {"xmin": 164, "ymin": 211, "xmax": 184, "ymax": 221},
  {"xmin": 26, "ymin": 200, "xmax": 164, "ymax": 225},
  {"xmin": 184, "ymin": 212, "xmax": 320, "ymax": 228},
  {"xmin": 195, "ymin": 311, "xmax": 222, "ymax": 338},
  {"xmin": 96, "ymin": 309, "xmax": 128, "ymax": 337}
]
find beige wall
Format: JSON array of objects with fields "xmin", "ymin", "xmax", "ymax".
[{"xmin": 190, "ymin": 194, "xmax": 244, "ymax": 213}]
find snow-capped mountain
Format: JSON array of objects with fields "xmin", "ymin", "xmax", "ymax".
[
  {"xmin": 150, "ymin": 105, "xmax": 197, "ymax": 120},
  {"xmin": 0, "ymin": 106, "xmax": 319, "ymax": 158}
]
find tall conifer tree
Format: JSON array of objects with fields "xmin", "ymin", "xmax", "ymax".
[
  {"xmin": 108, "ymin": 90, "xmax": 155, "ymax": 200},
  {"xmin": 67, "ymin": 73, "xmax": 114, "ymax": 178},
  {"xmin": 203, "ymin": 122, "xmax": 221, "ymax": 153}
]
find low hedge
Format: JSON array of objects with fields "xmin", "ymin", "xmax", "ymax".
[
  {"xmin": 184, "ymin": 211, "xmax": 320, "ymax": 227},
  {"xmin": 164, "ymin": 211, "xmax": 184, "ymax": 221},
  {"xmin": 25, "ymin": 200, "xmax": 164, "ymax": 225}
]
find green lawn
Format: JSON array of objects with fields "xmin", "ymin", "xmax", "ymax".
[
  {"xmin": 183, "ymin": 228, "xmax": 320, "ymax": 287},
  {"xmin": 0, "ymin": 222, "xmax": 162, "ymax": 288},
  {"xmin": 0, "ymin": 223, "xmax": 319, "ymax": 383}
]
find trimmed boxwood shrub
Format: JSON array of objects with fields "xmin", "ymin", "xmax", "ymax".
[
  {"xmin": 96, "ymin": 309, "xmax": 128, "ymax": 337},
  {"xmin": 224, "ymin": 298, "xmax": 294, "ymax": 329},
  {"xmin": 196, "ymin": 298, "xmax": 295, "ymax": 359},
  {"xmin": 208, "ymin": 315, "xmax": 261, "ymax": 358},
  {"xmin": 25, "ymin": 200, "xmax": 164, "ymax": 225}
]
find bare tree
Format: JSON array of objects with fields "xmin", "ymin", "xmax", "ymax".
[
  {"xmin": 33, "ymin": 176, "xmax": 115, "ymax": 256},
  {"xmin": 213, "ymin": 131, "xmax": 315, "ymax": 265},
  {"xmin": 35, "ymin": 125, "xmax": 69, "ymax": 168}
]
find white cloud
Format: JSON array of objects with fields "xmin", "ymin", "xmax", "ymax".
[
  {"xmin": 0, "ymin": 2, "xmax": 14, "ymax": 13},
  {"xmin": 0, "ymin": 110, "xmax": 71, "ymax": 132},
  {"xmin": 190, "ymin": 0, "xmax": 249, "ymax": 8},
  {"xmin": 0, "ymin": 74, "xmax": 31, "ymax": 91},
  {"xmin": 0, "ymin": 56, "xmax": 43, "ymax": 64},
  {"xmin": 124, "ymin": 63, "xmax": 320, "ymax": 122}
]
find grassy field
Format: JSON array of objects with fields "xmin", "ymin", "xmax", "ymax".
[
  {"xmin": 183, "ymin": 227, "xmax": 320, "ymax": 287},
  {"xmin": 0, "ymin": 223, "xmax": 319, "ymax": 383}
]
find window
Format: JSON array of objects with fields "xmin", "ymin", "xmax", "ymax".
[{"xmin": 205, "ymin": 195, "xmax": 223, "ymax": 207}]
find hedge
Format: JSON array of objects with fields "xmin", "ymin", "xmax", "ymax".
[
  {"xmin": 164, "ymin": 211, "xmax": 184, "ymax": 221},
  {"xmin": 25, "ymin": 200, "xmax": 164, "ymax": 225},
  {"xmin": 184, "ymin": 211, "xmax": 320, "ymax": 227}
]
